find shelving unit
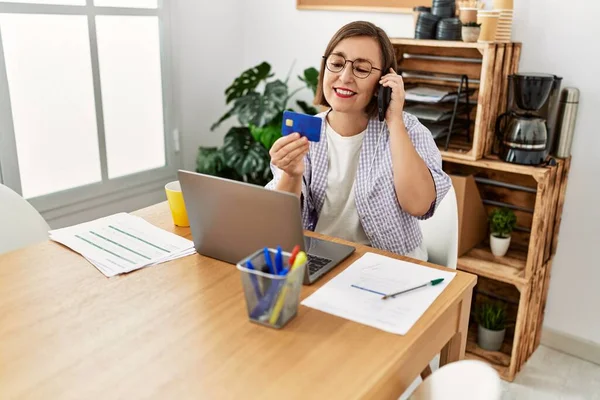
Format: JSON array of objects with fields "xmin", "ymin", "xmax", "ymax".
[
  {"xmin": 390, "ymin": 38, "xmax": 522, "ymax": 161},
  {"xmin": 441, "ymin": 155, "xmax": 571, "ymax": 381}
]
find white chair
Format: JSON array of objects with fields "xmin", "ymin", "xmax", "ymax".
[
  {"xmin": 0, "ymin": 183, "xmax": 50, "ymax": 255},
  {"xmin": 419, "ymin": 184, "xmax": 459, "ymax": 270},
  {"xmin": 400, "ymin": 185, "xmax": 460, "ymax": 400},
  {"xmin": 409, "ymin": 360, "xmax": 502, "ymax": 400}
]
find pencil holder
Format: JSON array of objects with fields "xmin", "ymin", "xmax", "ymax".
[{"xmin": 236, "ymin": 248, "xmax": 306, "ymax": 329}]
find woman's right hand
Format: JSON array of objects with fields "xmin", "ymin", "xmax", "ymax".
[{"xmin": 269, "ymin": 133, "xmax": 309, "ymax": 178}]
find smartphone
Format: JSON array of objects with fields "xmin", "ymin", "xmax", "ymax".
[
  {"xmin": 281, "ymin": 110, "xmax": 322, "ymax": 142},
  {"xmin": 378, "ymin": 85, "xmax": 392, "ymax": 122}
]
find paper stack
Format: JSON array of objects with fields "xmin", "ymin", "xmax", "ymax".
[{"xmin": 49, "ymin": 212, "xmax": 195, "ymax": 277}]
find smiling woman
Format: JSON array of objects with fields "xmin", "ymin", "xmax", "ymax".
[{"xmin": 265, "ymin": 20, "xmax": 451, "ymax": 261}]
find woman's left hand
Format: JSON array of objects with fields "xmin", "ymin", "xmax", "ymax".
[{"xmin": 379, "ymin": 68, "xmax": 406, "ymax": 126}]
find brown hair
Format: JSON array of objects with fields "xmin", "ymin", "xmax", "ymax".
[{"xmin": 314, "ymin": 21, "xmax": 397, "ymax": 118}]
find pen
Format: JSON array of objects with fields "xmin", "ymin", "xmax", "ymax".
[
  {"xmin": 289, "ymin": 244, "xmax": 300, "ymax": 267},
  {"xmin": 264, "ymin": 247, "xmax": 275, "ymax": 275},
  {"xmin": 268, "ymin": 251, "xmax": 307, "ymax": 325},
  {"xmin": 245, "ymin": 260, "xmax": 263, "ymax": 299},
  {"xmin": 382, "ymin": 278, "xmax": 445, "ymax": 300},
  {"xmin": 275, "ymin": 246, "xmax": 283, "ymax": 275}
]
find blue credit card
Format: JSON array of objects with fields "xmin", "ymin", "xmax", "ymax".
[{"xmin": 281, "ymin": 111, "xmax": 322, "ymax": 142}]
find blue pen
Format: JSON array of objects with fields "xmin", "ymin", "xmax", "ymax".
[
  {"xmin": 263, "ymin": 247, "xmax": 275, "ymax": 275},
  {"xmin": 245, "ymin": 260, "xmax": 263, "ymax": 299},
  {"xmin": 275, "ymin": 246, "xmax": 283, "ymax": 275}
]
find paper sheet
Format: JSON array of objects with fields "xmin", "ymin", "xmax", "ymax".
[
  {"xmin": 49, "ymin": 213, "xmax": 195, "ymax": 277},
  {"xmin": 301, "ymin": 252, "xmax": 456, "ymax": 335}
]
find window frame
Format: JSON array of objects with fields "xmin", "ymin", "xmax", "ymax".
[{"xmin": 0, "ymin": 0, "xmax": 178, "ymax": 220}]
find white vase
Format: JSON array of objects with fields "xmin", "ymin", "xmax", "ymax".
[{"xmin": 490, "ymin": 234, "xmax": 511, "ymax": 257}]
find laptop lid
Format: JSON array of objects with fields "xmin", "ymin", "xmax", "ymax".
[{"xmin": 178, "ymin": 170, "xmax": 306, "ymax": 265}]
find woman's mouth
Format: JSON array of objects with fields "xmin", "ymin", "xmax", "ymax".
[{"xmin": 334, "ymin": 87, "xmax": 356, "ymax": 98}]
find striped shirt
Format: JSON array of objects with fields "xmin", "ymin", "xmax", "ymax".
[{"xmin": 265, "ymin": 110, "xmax": 451, "ymax": 256}]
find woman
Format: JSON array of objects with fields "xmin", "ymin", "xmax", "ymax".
[{"xmin": 265, "ymin": 21, "xmax": 451, "ymax": 261}]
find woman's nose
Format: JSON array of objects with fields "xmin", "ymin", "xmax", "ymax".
[{"xmin": 339, "ymin": 63, "xmax": 355, "ymax": 83}]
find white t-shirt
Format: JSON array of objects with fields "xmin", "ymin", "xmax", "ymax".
[
  {"xmin": 314, "ymin": 122, "xmax": 428, "ymax": 262},
  {"xmin": 315, "ymin": 123, "xmax": 371, "ymax": 245}
]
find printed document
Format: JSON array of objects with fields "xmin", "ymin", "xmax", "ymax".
[
  {"xmin": 301, "ymin": 252, "xmax": 456, "ymax": 335},
  {"xmin": 49, "ymin": 213, "xmax": 195, "ymax": 277}
]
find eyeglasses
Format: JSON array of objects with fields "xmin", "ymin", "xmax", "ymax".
[{"xmin": 323, "ymin": 54, "xmax": 381, "ymax": 79}]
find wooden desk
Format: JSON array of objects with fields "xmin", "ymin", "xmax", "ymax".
[{"xmin": 0, "ymin": 202, "xmax": 476, "ymax": 400}]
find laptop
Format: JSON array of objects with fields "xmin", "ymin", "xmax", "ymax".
[{"xmin": 178, "ymin": 170, "xmax": 356, "ymax": 285}]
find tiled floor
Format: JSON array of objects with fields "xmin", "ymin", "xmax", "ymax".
[{"xmin": 501, "ymin": 345, "xmax": 600, "ymax": 399}]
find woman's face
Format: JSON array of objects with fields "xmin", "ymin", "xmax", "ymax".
[{"xmin": 323, "ymin": 36, "xmax": 383, "ymax": 116}]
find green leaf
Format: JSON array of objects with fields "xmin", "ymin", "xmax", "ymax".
[
  {"xmin": 298, "ymin": 67, "xmax": 319, "ymax": 95},
  {"xmin": 210, "ymin": 107, "xmax": 235, "ymax": 131},
  {"xmin": 195, "ymin": 147, "xmax": 223, "ymax": 176},
  {"xmin": 234, "ymin": 80, "xmax": 287, "ymax": 127},
  {"xmin": 296, "ymin": 100, "xmax": 319, "ymax": 115},
  {"xmin": 489, "ymin": 207, "xmax": 517, "ymax": 237},
  {"xmin": 221, "ymin": 127, "xmax": 272, "ymax": 184},
  {"xmin": 224, "ymin": 62, "xmax": 273, "ymax": 104},
  {"xmin": 249, "ymin": 124, "xmax": 282, "ymax": 150}
]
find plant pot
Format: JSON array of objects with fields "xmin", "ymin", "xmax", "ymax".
[
  {"xmin": 490, "ymin": 234, "xmax": 510, "ymax": 256},
  {"xmin": 478, "ymin": 325, "xmax": 506, "ymax": 351},
  {"xmin": 461, "ymin": 26, "xmax": 480, "ymax": 42}
]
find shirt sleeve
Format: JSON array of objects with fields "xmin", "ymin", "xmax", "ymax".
[
  {"xmin": 402, "ymin": 112, "xmax": 452, "ymax": 220},
  {"xmin": 264, "ymin": 154, "xmax": 316, "ymax": 230}
]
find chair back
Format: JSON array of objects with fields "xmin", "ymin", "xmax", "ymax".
[
  {"xmin": 0, "ymin": 184, "xmax": 50, "ymax": 255},
  {"xmin": 410, "ymin": 359, "xmax": 502, "ymax": 400},
  {"xmin": 419, "ymin": 184, "xmax": 458, "ymax": 269}
]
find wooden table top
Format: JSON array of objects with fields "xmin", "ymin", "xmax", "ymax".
[{"xmin": 0, "ymin": 201, "xmax": 476, "ymax": 400}]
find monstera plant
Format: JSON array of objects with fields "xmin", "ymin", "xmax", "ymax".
[{"xmin": 196, "ymin": 61, "xmax": 319, "ymax": 186}]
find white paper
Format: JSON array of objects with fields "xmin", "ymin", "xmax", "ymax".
[
  {"xmin": 49, "ymin": 212, "xmax": 195, "ymax": 277},
  {"xmin": 405, "ymin": 87, "xmax": 458, "ymax": 103},
  {"xmin": 301, "ymin": 252, "xmax": 456, "ymax": 335}
]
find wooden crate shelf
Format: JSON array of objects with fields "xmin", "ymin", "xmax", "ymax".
[
  {"xmin": 441, "ymin": 156, "xmax": 571, "ymax": 381},
  {"xmin": 391, "ymin": 38, "xmax": 522, "ymax": 161}
]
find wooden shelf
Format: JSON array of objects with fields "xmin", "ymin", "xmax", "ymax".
[
  {"xmin": 458, "ymin": 244, "xmax": 528, "ymax": 289},
  {"xmin": 442, "ymin": 154, "xmax": 552, "ymax": 182},
  {"xmin": 466, "ymin": 325, "xmax": 513, "ymax": 381},
  {"xmin": 391, "ymin": 38, "xmax": 484, "ymax": 49}
]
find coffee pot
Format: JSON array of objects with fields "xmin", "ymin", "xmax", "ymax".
[{"xmin": 495, "ymin": 73, "xmax": 562, "ymax": 165}]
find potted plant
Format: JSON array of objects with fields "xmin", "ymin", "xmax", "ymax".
[
  {"xmin": 196, "ymin": 62, "xmax": 318, "ymax": 186},
  {"xmin": 476, "ymin": 301, "xmax": 507, "ymax": 351},
  {"xmin": 489, "ymin": 207, "xmax": 516, "ymax": 257},
  {"xmin": 461, "ymin": 22, "xmax": 481, "ymax": 43}
]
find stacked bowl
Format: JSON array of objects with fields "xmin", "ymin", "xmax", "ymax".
[
  {"xmin": 431, "ymin": 0, "xmax": 456, "ymax": 18},
  {"xmin": 415, "ymin": 11, "xmax": 441, "ymax": 39},
  {"xmin": 436, "ymin": 17, "xmax": 463, "ymax": 41}
]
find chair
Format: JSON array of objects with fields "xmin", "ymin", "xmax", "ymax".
[
  {"xmin": 419, "ymin": 184, "xmax": 459, "ymax": 270},
  {"xmin": 409, "ymin": 359, "xmax": 502, "ymax": 400},
  {"xmin": 413, "ymin": 185, "xmax": 459, "ymax": 390},
  {"xmin": 0, "ymin": 183, "xmax": 50, "ymax": 255}
]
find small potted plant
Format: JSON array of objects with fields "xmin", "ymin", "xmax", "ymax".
[
  {"xmin": 476, "ymin": 301, "xmax": 507, "ymax": 351},
  {"xmin": 489, "ymin": 207, "xmax": 516, "ymax": 257},
  {"xmin": 461, "ymin": 22, "xmax": 481, "ymax": 43}
]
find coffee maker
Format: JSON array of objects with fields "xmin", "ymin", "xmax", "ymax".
[{"xmin": 495, "ymin": 73, "xmax": 562, "ymax": 165}]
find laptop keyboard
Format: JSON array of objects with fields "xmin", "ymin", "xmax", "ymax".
[{"xmin": 307, "ymin": 254, "xmax": 332, "ymax": 276}]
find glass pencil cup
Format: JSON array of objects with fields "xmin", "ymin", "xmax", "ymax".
[{"xmin": 236, "ymin": 248, "xmax": 306, "ymax": 329}]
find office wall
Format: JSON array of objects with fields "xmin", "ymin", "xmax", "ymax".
[
  {"xmin": 512, "ymin": 0, "xmax": 600, "ymax": 347},
  {"xmin": 170, "ymin": 0, "xmax": 244, "ymax": 172},
  {"xmin": 235, "ymin": 1, "xmax": 600, "ymax": 348}
]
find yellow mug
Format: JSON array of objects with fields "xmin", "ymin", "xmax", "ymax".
[{"xmin": 165, "ymin": 181, "xmax": 190, "ymax": 227}]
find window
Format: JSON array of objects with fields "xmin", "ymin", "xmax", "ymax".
[{"xmin": 0, "ymin": 0, "xmax": 176, "ymax": 220}]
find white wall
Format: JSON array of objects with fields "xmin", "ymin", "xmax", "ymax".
[
  {"xmin": 241, "ymin": 1, "xmax": 415, "ymax": 109},
  {"xmin": 170, "ymin": 0, "xmax": 244, "ymax": 171},
  {"xmin": 513, "ymin": 0, "xmax": 600, "ymax": 345}
]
